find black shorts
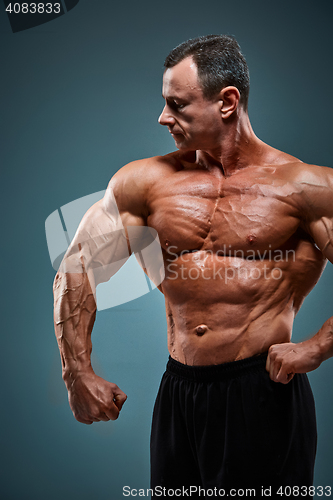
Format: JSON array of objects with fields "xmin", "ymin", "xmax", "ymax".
[{"xmin": 150, "ymin": 354, "xmax": 317, "ymax": 499}]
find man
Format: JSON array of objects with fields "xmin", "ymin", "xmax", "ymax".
[{"xmin": 53, "ymin": 35, "xmax": 333, "ymax": 497}]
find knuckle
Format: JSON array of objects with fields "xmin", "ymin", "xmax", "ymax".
[
  {"xmin": 268, "ymin": 349, "xmax": 277, "ymax": 360},
  {"xmin": 91, "ymin": 408, "xmax": 102, "ymax": 420}
]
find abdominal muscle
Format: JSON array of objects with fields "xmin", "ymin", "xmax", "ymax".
[{"xmin": 161, "ymin": 252, "xmax": 296, "ymax": 365}]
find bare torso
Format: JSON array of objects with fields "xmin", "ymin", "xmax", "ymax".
[
  {"xmin": 53, "ymin": 49, "xmax": 333, "ymax": 426},
  {"xmin": 143, "ymin": 149, "xmax": 327, "ymax": 365}
]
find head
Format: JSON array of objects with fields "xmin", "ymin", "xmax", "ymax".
[
  {"xmin": 164, "ymin": 35, "xmax": 250, "ymax": 110},
  {"xmin": 159, "ymin": 35, "xmax": 250, "ymax": 152}
]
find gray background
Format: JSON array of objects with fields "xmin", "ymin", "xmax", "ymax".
[{"xmin": 1, "ymin": 0, "xmax": 333, "ymax": 498}]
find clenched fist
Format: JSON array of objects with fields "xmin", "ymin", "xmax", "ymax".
[
  {"xmin": 66, "ymin": 370, "xmax": 127, "ymax": 424},
  {"xmin": 266, "ymin": 340, "xmax": 323, "ymax": 384}
]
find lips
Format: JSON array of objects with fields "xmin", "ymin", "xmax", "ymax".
[{"xmin": 169, "ymin": 129, "xmax": 183, "ymax": 137}]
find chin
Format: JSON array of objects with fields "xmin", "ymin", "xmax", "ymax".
[
  {"xmin": 175, "ymin": 144, "xmax": 193, "ymax": 152},
  {"xmin": 174, "ymin": 139, "xmax": 195, "ymax": 151}
]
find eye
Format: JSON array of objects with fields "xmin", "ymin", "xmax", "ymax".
[
  {"xmin": 165, "ymin": 98, "xmax": 186, "ymax": 111},
  {"xmin": 171, "ymin": 101, "xmax": 186, "ymax": 111}
]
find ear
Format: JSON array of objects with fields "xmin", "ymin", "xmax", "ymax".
[{"xmin": 219, "ymin": 86, "xmax": 240, "ymax": 119}]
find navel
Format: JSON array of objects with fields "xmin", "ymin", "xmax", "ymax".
[{"xmin": 195, "ymin": 324, "xmax": 208, "ymax": 336}]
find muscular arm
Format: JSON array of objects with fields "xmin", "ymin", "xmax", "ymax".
[
  {"xmin": 267, "ymin": 165, "xmax": 333, "ymax": 383},
  {"xmin": 53, "ymin": 164, "xmax": 149, "ymax": 423}
]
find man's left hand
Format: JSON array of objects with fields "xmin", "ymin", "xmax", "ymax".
[{"xmin": 266, "ymin": 341, "xmax": 323, "ymax": 384}]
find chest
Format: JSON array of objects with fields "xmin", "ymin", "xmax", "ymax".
[{"xmin": 147, "ymin": 170, "xmax": 302, "ymax": 254}]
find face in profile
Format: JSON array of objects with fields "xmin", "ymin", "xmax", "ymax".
[{"xmin": 158, "ymin": 57, "xmax": 224, "ymax": 152}]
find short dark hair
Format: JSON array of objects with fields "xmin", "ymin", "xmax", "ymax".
[{"xmin": 164, "ymin": 35, "xmax": 250, "ymax": 109}]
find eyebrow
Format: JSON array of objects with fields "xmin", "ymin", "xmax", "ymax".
[{"xmin": 162, "ymin": 94, "xmax": 186, "ymax": 102}]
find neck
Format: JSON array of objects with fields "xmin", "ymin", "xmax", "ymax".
[{"xmin": 197, "ymin": 109, "xmax": 266, "ymax": 176}]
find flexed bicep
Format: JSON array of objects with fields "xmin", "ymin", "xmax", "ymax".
[{"xmin": 59, "ymin": 187, "xmax": 132, "ymax": 290}]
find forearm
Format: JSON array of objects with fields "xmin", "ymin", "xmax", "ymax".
[
  {"xmin": 310, "ymin": 316, "xmax": 333, "ymax": 363},
  {"xmin": 53, "ymin": 270, "xmax": 97, "ymax": 388},
  {"xmin": 53, "ymin": 268, "xmax": 127, "ymax": 423}
]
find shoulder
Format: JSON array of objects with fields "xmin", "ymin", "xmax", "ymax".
[
  {"xmin": 109, "ymin": 152, "xmax": 182, "ymax": 195},
  {"xmin": 284, "ymin": 162, "xmax": 333, "ymax": 188},
  {"xmin": 261, "ymin": 145, "xmax": 333, "ymax": 188},
  {"xmin": 284, "ymin": 163, "xmax": 333, "ymax": 209},
  {"xmin": 103, "ymin": 152, "xmax": 182, "ymax": 217},
  {"xmin": 280, "ymin": 162, "xmax": 333, "ymax": 222},
  {"xmin": 268, "ymin": 161, "xmax": 333, "ymax": 197},
  {"xmin": 112, "ymin": 152, "xmax": 181, "ymax": 186}
]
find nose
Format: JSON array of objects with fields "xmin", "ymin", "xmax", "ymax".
[{"xmin": 158, "ymin": 105, "xmax": 176, "ymax": 126}]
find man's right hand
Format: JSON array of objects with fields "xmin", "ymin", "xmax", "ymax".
[{"xmin": 66, "ymin": 370, "xmax": 127, "ymax": 425}]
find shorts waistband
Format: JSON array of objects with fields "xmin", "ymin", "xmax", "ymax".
[{"xmin": 166, "ymin": 352, "xmax": 268, "ymax": 382}]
